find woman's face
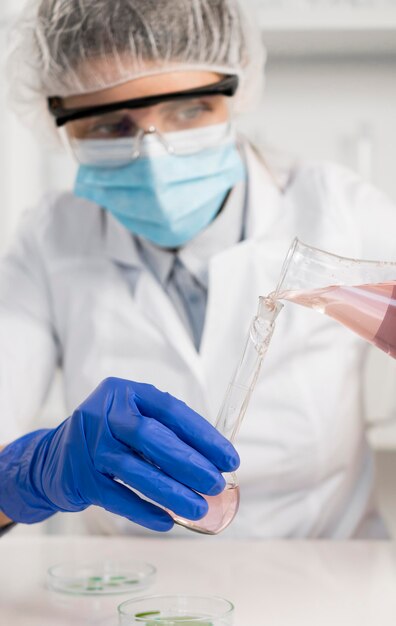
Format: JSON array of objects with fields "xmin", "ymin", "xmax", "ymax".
[{"xmin": 62, "ymin": 70, "xmax": 231, "ymax": 140}]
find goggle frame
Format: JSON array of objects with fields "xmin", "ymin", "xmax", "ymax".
[{"xmin": 48, "ymin": 75, "xmax": 239, "ymax": 128}]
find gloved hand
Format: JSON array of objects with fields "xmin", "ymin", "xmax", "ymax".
[{"xmin": 0, "ymin": 378, "xmax": 239, "ymax": 531}]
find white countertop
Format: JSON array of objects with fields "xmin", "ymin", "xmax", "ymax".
[{"xmin": 1, "ymin": 536, "xmax": 396, "ymax": 625}]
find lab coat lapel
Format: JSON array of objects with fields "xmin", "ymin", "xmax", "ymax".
[
  {"xmin": 134, "ymin": 270, "xmax": 205, "ymax": 386},
  {"xmin": 104, "ymin": 210, "xmax": 142, "ymax": 267},
  {"xmin": 200, "ymin": 143, "xmax": 288, "ymax": 419},
  {"xmin": 104, "ymin": 210, "xmax": 205, "ymax": 383}
]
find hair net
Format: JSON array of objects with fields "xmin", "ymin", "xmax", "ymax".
[{"xmin": 7, "ymin": 0, "xmax": 266, "ymax": 143}]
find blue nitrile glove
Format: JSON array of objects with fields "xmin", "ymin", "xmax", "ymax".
[{"xmin": 0, "ymin": 378, "xmax": 239, "ymax": 531}]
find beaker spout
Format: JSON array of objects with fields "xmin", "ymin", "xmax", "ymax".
[
  {"xmin": 272, "ymin": 238, "xmax": 396, "ymax": 359},
  {"xmin": 273, "ymin": 238, "xmax": 396, "ymax": 297},
  {"xmin": 252, "ymin": 298, "xmax": 283, "ymax": 355},
  {"xmin": 258, "ymin": 296, "xmax": 283, "ymax": 323}
]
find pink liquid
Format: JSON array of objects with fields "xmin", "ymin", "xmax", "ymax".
[
  {"xmin": 171, "ymin": 483, "xmax": 240, "ymax": 535},
  {"xmin": 275, "ymin": 281, "xmax": 396, "ymax": 358}
]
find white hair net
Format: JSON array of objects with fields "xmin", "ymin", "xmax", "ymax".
[{"xmin": 7, "ymin": 0, "xmax": 266, "ymax": 144}]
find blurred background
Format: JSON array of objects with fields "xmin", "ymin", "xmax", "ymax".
[{"xmin": 1, "ymin": 0, "xmax": 396, "ymax": 535}]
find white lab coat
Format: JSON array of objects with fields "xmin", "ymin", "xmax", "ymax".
[{"xmin": 1, "ymin": 143, "xmax": 395, "ymax": 538}]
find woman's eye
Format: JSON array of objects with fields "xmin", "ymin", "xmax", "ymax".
[
  {"xmin": 86, "ymin": 116, "xmax": 137, "ymax": 138},
  {"xmin": 89, "ymin": 124, "xmax": 118, "ymax": 136},
  {"xmin": 177, "ymin": 104, "xmax": 211, "ymax": 120}
]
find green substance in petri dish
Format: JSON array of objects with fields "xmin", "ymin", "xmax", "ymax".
[
  {"xmin": 73, "ymin": 574, "xmax": 140, "ymax": 592},
  {"xmin": 105, "ymin": 575, "xmax": 130, "ymax": 587},
  {"xmin": 85, "ymin": 576, "xmax": 104, "ymax": 592},
  {"xmin": 136, "ymin": 614, "xmax": 213, "ymax": 625}
]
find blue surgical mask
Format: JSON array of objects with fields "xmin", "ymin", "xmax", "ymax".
[{"xmin": 74, "ymin": 125, "xmax": 246, "ymax": 248}]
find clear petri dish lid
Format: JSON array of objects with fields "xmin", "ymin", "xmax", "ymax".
[{"xmin": 47, "ymin": 559, "xmax": 156, "ymax": 596}]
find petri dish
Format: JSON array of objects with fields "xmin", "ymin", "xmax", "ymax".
[
  {"xmin": 47, "ymin": 560, "xmax": 156, "ymax": 596},
  {"xmin": 118, "ymin": 595, "xmax": 234, "ymax": 625}
]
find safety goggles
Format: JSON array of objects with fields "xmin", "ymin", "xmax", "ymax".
[
  {"xmin": 50, "ymin": 74, "xmax": 239, "ymax": 166},
  {"xmin": 67, "ymin": 122, "xmax": 236, "ymax": 167},
  {"xmin": 48, "ymin": 74, "xmax": 239, "ymax": 128}
]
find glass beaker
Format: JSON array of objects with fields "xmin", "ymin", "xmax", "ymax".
[
  {"xmin": 170, "ymin": 297, "xmax": 283, "ymax": 535},
  {"xmin": 118, "ymin": 594, "xmax": 234, "ymax": 625},
  {"xmin": 267, "ymin": 238, "xmax": 396, "ymax": 358}
]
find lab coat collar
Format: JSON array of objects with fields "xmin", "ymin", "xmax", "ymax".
[
  {"xmin": 103, "ymin": 216, "xmax": 205, "ymax": 387},
  {"xmin": 177, "ymin": 178, "xmax": 246, "ymax": 288},
  {"xmin": 102, "ymin": 182, "xmax": 246, "ymax": 286},
  {"xmin": 103, "ymin": 141, "xmax": 285, "ymax": 267},
  {"xmin": 133, "ymin": 177, "xmax": 246, "ymax": 293},
  {"xmin": 103, "ymin": 209, "xmax": 143, "ymax": 269},
  {"xmin": 242, "ymin": 142, "xmax": 287, "ymax": 242}
]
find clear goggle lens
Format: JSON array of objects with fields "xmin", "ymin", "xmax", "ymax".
[{"xmin": 67, "ymin": 122, "xmax": 235, "ymax": 167}]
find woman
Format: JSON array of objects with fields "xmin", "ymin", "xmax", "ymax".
[{"xmin": 1, "ymin": 0, "xmax": 395, "ymax": 538}]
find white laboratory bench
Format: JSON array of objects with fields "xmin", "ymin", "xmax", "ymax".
[{"xmin": 1, "ymin": 536, "xmax": 396, "ymax": 625}]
